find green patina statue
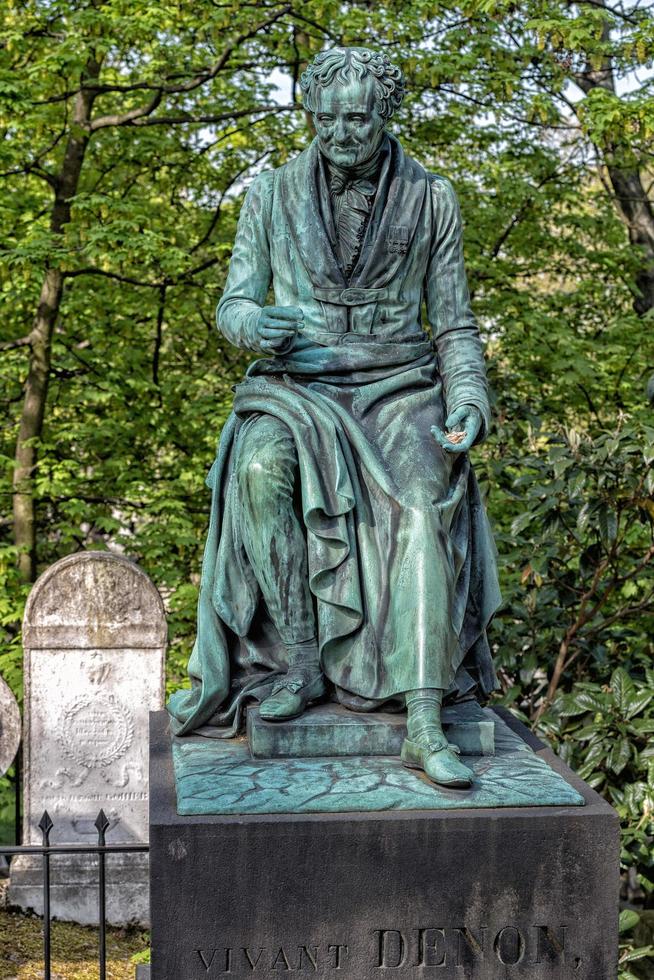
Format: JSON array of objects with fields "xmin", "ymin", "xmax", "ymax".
[{"xmin": 168, "ymin": 47, "xmax": 502, "ymax": 789}]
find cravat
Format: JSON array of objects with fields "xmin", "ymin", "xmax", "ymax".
[{"xmin": 327, "ymin": 149, "xmax": 383, "ymax": 279}]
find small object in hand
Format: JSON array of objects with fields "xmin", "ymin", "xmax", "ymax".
[{"xmin": 446, "ymin": 430, "xmax": 466, "ymax": 444}]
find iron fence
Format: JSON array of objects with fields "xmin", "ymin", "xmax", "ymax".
[{"xmin": 1, "ymin": 808, "xmax": 149, "ymax": 980}]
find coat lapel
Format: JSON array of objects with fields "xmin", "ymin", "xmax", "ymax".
[
  {"xmin": 352, "ymin": 134, "xmax": 428, "ymax": 288},
  {"xmin": 278, "ymin": 134, "xmax": 428, "ymax": 293},
  {"xmin": 278, "ymin": 139, "xmax": 346, "ymax": 289}
]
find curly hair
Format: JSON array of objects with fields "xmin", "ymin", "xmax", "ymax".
[{"xmin": 300, "ymin": 47, "xmax": 405, "ymax": 122}]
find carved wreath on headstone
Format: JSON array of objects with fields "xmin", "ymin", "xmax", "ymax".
[{"xmin": 57, "ymin": 692, "xmax": 135, "ymax": 769}]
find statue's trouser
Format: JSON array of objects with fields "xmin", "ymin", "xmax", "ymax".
[
  {"xmin": 235, "ymin": 415, "xmax": 318, "ymax": 669},
  {"xmin": 406, "ymin": 688, "xmax": 445, "ymax": 743},
  {"xmin": 234, "ymin": 414, "xmax": 448, "ymax": 736}
]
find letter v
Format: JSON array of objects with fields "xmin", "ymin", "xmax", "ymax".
[
  {"xmin": 244, "ymin": 947, "xmax": 265, "ymax": 969},
  {"xmin": 197, "ymin": 949, "xmax": 217, "ymax": 970}
]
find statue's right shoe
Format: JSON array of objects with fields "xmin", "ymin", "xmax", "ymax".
[
  {"xmin": 401, "ymin": 735, "xmax": 474, "ymax": 788},
  {"xmin": 259, "ymin": 670, "xmax": 325, "ymax": 722}
]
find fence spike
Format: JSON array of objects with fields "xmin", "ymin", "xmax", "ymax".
[
  {"xmin": 95, "ymin": 810, "xmax": 109, "ymax": 980},
  {"xmin": 95, "ymin": 809, "xmax": 110, "ymax": 842},
  {"xmin": 38, "ymin": 810, "xmax": 53, "ymax": 844},
  {"xmin": 38, "ymin": 811, "xmax": 52, "ymax": 980}
]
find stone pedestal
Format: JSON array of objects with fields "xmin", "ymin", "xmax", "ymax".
[
  {"xmin": 247, "ymin": 700, "xmax": 495, "ymax": 758},
  {"xmin": 10, "ymin": 552, "xmax": 166, "ymax": 926},
  {"xmin": 149, "ymin": 710, "xmax": 619, "ymax": 979}
]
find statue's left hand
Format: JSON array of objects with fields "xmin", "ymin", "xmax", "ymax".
[{"xmin": 431, "ymin": 405, "xmax": 482, "ymax": 454}]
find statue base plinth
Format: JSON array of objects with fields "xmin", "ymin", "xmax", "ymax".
[
  {"xmin": 246, "ymin": 700, "xmax": 495, "ymax": 758},
  {"xmin": 168, "ymin": 707, "xmax": 583, "ymax": 816},
  {"xmin": 150, "ymin": 710, "xmax": 618, "ymax": 979}
]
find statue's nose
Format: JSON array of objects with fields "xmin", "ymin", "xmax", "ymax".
[{"xmin": 334, "ymin": 117, "xmax": 348, "ymax": 142}]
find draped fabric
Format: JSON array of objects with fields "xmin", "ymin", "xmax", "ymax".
[{"xmin": 167, "ymin": 136, "xmax": 502, "ymax": 739}]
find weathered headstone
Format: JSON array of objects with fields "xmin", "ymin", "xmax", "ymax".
[
  {"xmin": 10, "ymin": 551, "xmax": 166, "ymax": 925},
  {"xmin": 0, "ymin": 676, "xmax": 20, "ymax": 877},
  {"xmin": 0, "ymin": 675, "xmax": 21, "ymax": 778}
]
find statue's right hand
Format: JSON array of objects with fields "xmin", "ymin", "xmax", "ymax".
[{"xmin": 256, "ymin": 306, "xmax": 304, "ymax": 353}]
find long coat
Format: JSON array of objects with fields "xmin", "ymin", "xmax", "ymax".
[{"xmin": 168, "ymin": 134, "xmax": 501, "ymax": 737}]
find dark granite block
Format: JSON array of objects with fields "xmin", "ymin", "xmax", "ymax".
[
  {"xmin": 246, "ymin": 700, "xmax": 495, "ymax": 758},
  {"xmin": 149, "ymin": 711, "xmax": 619, "ymax": 979}
]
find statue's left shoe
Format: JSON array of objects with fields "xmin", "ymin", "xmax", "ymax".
[
  {"xmin": 259, "ymin": 670, "xmax": 325, "ymax": 722},
  {"xmin": 401, "ymin": 734, "xmax": 474, "ymax": 788}
]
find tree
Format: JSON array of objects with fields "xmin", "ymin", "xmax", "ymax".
[
  {"xmin": 1, "ymin": 0, "xmax": 652, "ymax": 919},
  {"xmin": 3, "ymin": 0, "xmax": 653, "ymax": 585},
  {"xmin": 2, "ymin": 0, "xmax": 296, "ymax": 582}
]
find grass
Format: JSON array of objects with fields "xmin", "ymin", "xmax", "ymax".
[
  {"xmin": 0, "ymin": 902, "xmax": 148, "ymax": 980},
  {"xmin": 0, "ymin": 823, "xmax": 15, "ymax": 849}
]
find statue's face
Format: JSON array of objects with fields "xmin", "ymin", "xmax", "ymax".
[{"xmin": 312, "ymin": 75, "xmax": 385, "ymax": 169}]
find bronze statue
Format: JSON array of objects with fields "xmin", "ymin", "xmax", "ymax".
[{"xmin": 169, "ymin": 47, "xmax": 501, "ymax": 788}]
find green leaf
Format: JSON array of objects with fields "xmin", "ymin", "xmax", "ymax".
[
  {"xmin": 624, "ymin": 691, "xmax": 653, "ymax": 720},
  {"xmin": 630, "ymin": 718, "xmax": 654, "ymax": 734},
  {"xmin": 577, "ymin": 501, "xmax": 592, "ymax": 532},
  {"xmin": 598, "ymin": 504, "xmax": 618, "ymax": 547},
  {"xmin": 562, "ymin": 690, "xmax": 606, "ymax": 716},
  {"xmin": 612, "ymin": 668, "xmax": 636, "ymax": 716},
  {"xmin": 511, "ymin": 511, "xmax": 533, "ymax": 536},
  {"xmin": 620, "ymin": 945, "xmax": 654, "ymax": 962},
  {"xmin": 574, "ymin": 723, "xmax": 604, "ymax": 740},
  {"xmin": 608, "ymin": 737, "xmax": 631, "ymax": 775},
  {"xmin": 618, "ymin": 909, "xmax": 640, "ymax": 935}
]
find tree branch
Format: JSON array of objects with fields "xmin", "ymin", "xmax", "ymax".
[
  {"xmin": 0, "ymin": 117, "xmax": 69, "ymax": 189},
  {"xmin": 487, "ymin": 166, "xmax": 568, "ymax": 261},
  {"xmin": 62, "ymin": 268, "xmax": 161, "ymax": 288},
  {"xmin": 189, "ymin": 152, "xmax": 270, "ymax": 254},
  {"xmin": 94, "ymin": 104, "xmax": 295, "ymax": 130},
  {"xmin": 585, "ymin": 587, "xmax": 654, "ymax": 636},
  {"xmin": 534, "ymin": 554, "xmax": 611, "ymax": 720},
  {"xmin": 89, "ymin": 4, "xmax": 292, "ymax": 131},
  {"xmin": 89, "ymin": 88, "xmax": 163, "ymax": 132},
  {"xmin": 570, "ymin": 0, "xmax": 642, "ymax": 26},
  {"xmin": 152, "ymin": 284, "xmax": 166, "ymax": 390},
  {"xmin": 0, "ymin": 335, "xmax": 33, "ymax": 352},
  {"xmin": 535, "ymin": 541, "xmax": 654, "ymax": 721}
]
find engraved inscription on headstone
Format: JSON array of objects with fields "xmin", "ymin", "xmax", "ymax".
[
  {"xmin": 0, "ymin": 674, "xmax": 21, "ymax": 777},
  {"xmin": 10, "ymin": 551, "xmax": 166, "ymax": 925}
]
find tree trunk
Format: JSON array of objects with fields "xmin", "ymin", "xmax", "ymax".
[
  {"xmin": 573, "ymin": 6, "xmax": 654, "ymax": 315},
  {"xmin": 13, "ymin": 269, "xmax": 64, "ymax": 582},
  {"xmin": 12, "ymin": 56, "xmax": 102, "ymax": 582},
  {"xmin": 605, "ymin": 163, "xmax": 654, "ymax": 315}
]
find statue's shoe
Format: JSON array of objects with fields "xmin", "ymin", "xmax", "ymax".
[
  {"xmin": 401, "ymin": 736, "xmax": 474, "ymax": 788},
  {"xmin": 259, "ymin": 671, "xmax": 326, "ymax": 722}
]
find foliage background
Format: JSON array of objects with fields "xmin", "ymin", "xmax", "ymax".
[{"xmin": 0, "ymin": 0, "xmax": 653, "ymax": 974}]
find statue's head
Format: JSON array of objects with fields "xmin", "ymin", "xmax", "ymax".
[{"xmin": 300, "ymin": 47, "xmax": 405, "ymax": 169}]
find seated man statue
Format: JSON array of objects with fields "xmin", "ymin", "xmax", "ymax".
[{"xmin": 168, "ymin": 46, "xmax": 501, "ymax": 789}]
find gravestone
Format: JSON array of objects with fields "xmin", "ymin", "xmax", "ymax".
[
  {"xmin": 0, "ymin": 675, "xmax": 20, "ymax": 877},
  {"xmin": 9, "ymin": 551, "xmax": 166, "ymax": 925},
  {"xmin": 0, "ymin": 675, "xmax": 21, "ymax": 778}
]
